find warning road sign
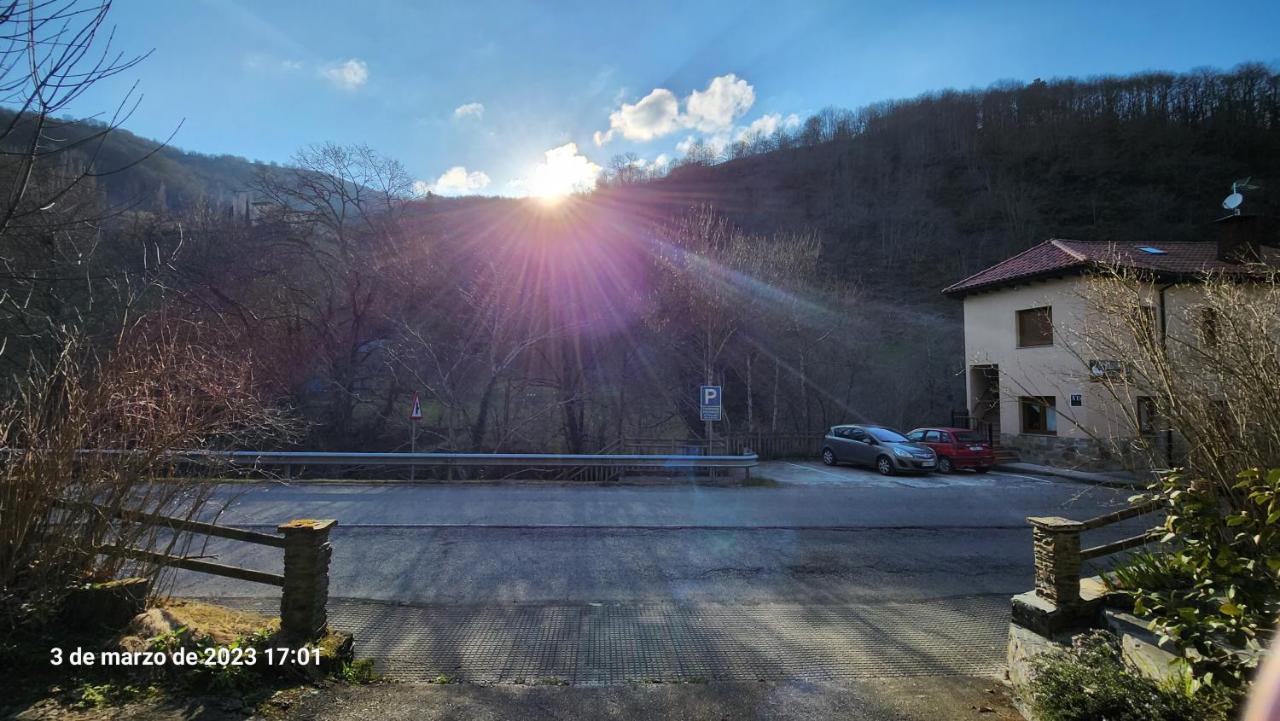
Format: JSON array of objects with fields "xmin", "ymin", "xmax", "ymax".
[{"xmin": 410, "ymin": 393, "xmax": 423, "ymax": 421}]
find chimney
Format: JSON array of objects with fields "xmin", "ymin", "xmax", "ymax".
[{"xmin": 1212, "ymin": 214, "xmax": 1269, "ymax": 264}]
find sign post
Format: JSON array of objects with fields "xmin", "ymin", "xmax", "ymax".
[
  {"xmin": 409, "ymin": 393, "xmax": 423, "ymax": 480},
  {"xmin": 700, "ymin": 385, "xmax": 722, "ymax": 474}
]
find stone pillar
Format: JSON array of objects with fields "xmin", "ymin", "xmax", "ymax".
[
  {"xmin": 278, "ymin": 518, "xmax": 336, "ymax": 643},
  {"xmin": 1028, "ymin": 516, "xmax": 1084, "ymax": 606}
]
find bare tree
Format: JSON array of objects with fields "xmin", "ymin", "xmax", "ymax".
[
  {"xmin": 251, "ymin": 144, "xmax": 414, "ymax": 446},
  {"xmin": 1076, "ymin": 267, "xmax": 1280, "ymax": 489}
]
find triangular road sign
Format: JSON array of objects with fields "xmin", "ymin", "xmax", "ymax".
[{"xmin": 410, "ymin": 392, "xmax": 423, "ymax": 421}]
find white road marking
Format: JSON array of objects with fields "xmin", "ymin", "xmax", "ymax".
[
  {"xmin": 987, "ymin": 471, "xmax": 1053, "ymax": 483},
  {"xmin": 783, "ymin": 462, "xmax": 846, "ymax": 479}
]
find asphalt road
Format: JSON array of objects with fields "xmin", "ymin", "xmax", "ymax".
[
  {"xmin": 174, "ymin": 461, "xmax": 1137, "ymax": 604},
  {"xmin": 167, "ymin": 461, "xmax": 1144, "ymax": 685}
]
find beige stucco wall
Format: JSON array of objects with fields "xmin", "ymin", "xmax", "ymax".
[
  {"xmin": 961, "ymin": 271, "xmax": 1269, "ymax": 470},
  {"xmin": 962, "ymin": 276, "xmax": 1120, "ymax": 442}
]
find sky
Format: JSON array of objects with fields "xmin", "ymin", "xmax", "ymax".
[{"xmin": 59, "ymin": 0, "xmax": 1280, "ymax": 198}]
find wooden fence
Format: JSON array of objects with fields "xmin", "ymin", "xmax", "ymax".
[
  {"xmin": 59, "ymin": 499, "xmax": 336, "ymax": 642},
  {"xmin": 1027, "ymin": 500, "xmax": 1162, "ymax": 606}
]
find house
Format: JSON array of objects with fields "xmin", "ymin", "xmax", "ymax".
[{"xmin": 941, "ymin": 215, "xmax": 1278, "ymax": 471}]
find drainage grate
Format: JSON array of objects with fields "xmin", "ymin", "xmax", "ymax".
[{"xmin": 214, "ymin": 595, "xmax": 1010, "ymax": 685}]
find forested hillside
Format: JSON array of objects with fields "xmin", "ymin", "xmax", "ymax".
[
  {"xmin": 608, "ymin": 63, "xmax": 1280, "ymax": 301},
  {"xmin": 0, "ymin": 109, "xmax": 270, "ymax": 212}
]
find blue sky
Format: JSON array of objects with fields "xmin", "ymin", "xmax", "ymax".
[{"xmin": 63, "ymin": 0, "xmax": 1280, "ymax": 197}]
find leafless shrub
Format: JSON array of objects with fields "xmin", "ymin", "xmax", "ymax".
[
  {"xmin": 0, "ymin": 319, "xmax": 294, "ymax": 632},
  {"xmin": 1078, "ymin": 267, "xmax": 1280, "ymax": 489}
]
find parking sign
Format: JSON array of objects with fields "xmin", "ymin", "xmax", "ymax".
[{"xmin": 700, "ymin": 385, "xmax": 722, "ymax": 421}]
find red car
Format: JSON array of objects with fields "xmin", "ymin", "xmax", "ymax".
[{"xmin": 904, "ymin": 427, "xmax": 995, "ymax": 473}]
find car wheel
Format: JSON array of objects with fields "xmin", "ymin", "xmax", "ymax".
[
  {"xmin": 876, "ymin": 456, "xmax": 894, "ymax": 476},
  {"xmin": 821, "ymin": 448, "xmax": 837, "ymax": 466},
  {"xmin": 937, "ymin": 456, "xmax": 953, "ymax": 473},
  {"xmin": 974, "ymin": 466, "xmax": 990, "ymax": 474}
]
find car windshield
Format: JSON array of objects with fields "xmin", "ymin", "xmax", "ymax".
[
  {"xmin": 868, "ymin": 427, "xmax": 909, "ymax": 443},
  {"xmin": 954, "ymin": 431, "xmax": 982, "ymax": 442}
]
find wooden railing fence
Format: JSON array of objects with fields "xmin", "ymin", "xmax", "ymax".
[{"xmin": 57, "ymin": 499, "xmax": 336, "ymax": 642}]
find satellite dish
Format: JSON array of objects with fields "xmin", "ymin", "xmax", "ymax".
[{"xmin": 1223, "ymin": 192, "xmax": 1244, "ymax": 210}]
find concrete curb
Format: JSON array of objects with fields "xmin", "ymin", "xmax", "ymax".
[{"xmin": 994, "ymin": 462, "xmax": 1145, "ymax": 489}]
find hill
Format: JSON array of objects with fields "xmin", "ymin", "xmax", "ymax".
[
  {"xmin": 0, "ymin": 109, "xmax": 274, "ymax": 213},
  {"xmin": 607, "ymin": 63, "xmax": 1280, "ymax": 302}
]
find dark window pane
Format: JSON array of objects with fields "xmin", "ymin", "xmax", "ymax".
[
  {"xmin": 1020, "ymin": 396, "xmax": 1056, "ymax": 434},
  {"xmin": 1017, "ymin": 307, "xmax": 1053, "ymax": 347}
]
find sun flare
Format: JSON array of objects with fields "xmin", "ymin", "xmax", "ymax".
[{"xmin": 521, "ymin": 142, "xmax": 601, "ymax": 204}]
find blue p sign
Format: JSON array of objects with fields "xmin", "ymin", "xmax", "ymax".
[{"xmin": 701, "ymin": 385, "xmax": 721, "ymax": 407}]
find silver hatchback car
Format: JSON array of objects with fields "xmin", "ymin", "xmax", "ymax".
[{"xmin": 820, "ymin": 424, "xmax": 938, "ymax": 475}]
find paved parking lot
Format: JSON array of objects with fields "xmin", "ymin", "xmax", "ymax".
[{"xmin": 181, "ymin": 462, "xmax": 1141, "ymax": 683}]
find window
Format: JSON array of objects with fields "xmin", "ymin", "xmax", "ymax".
[
  {"xmin": 1200, "ymin": 307, "xmax": 1218, "ymax": 348},
  {"xmin": 848, "ymin": 428, "xmax": 868, "ymax": 442},
  {"xmin": 925, "ymin": 430, "xmax": 944, "ymax": 442},
  {"xmin": 1133, "ymin": 305, "xmax": 1156, "ymax": 342},
  {"xmin": 1137, "ymin": 397, "xmax": 1158, "ymax": 435},
  {"xmin": 1016, "ymin": 307, "xmax": 1053, "ymax": 347},
  {"xmin": 868, "ymin": 427, "xmax": 909, "ymax": 443},
  {"xmin": 906, "ymin": 430, "xmax": 926, "ymax": 442},
  {"xmin": 954, "ymin": 430, "xmax": 982, "ymax": 443},
  {"xmin": 1019, "ymin": 396, "xmax": 1057, "ymax": 434}
]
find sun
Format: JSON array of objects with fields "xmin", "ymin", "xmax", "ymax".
[
  {"xmin": 521, "ymin": 142, "xmax": 601, "ymax": 206},
  {"xmin": 530, "ymin": 187, "xmax": 567, "ymax": 207}
]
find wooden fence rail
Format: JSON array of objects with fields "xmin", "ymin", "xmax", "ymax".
[{"xmin": 62, "ymin": 499, "xmax": 335, "ymax": 642}]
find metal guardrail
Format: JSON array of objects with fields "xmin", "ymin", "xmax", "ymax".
[
  {"xmin": 4, "ymin": 447, "xmax": 759, "ymax": 468},
  {"xmin": 5, "ymin": 448, "xmax": 759, "ymax": 481},
  {"xmin": 197, "ymin": 450, "xmax": 760, "ymax": 469}
]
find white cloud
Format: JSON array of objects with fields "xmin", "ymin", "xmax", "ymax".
[
  {"xmin": 645, "ymin": 153, "xmax": 671, "ymax": 170},
  {"xmin": 454, "ymin": 102, "xmax": 485, "ymax": 119},
  {"xmin": 684, "ymin": 73, "xmax": 755, "ymax": 133},
  {"xmin": 243, "ymin": 54, "xmax": 305, "ymax": 73},
  {"xmin": 595, "ymin": 87, "xmax": 680, "ymax": 145},
  {"xmin": 594, "ymin": 73, "xmax": 756, "ymax": 145},
  {"xmin": 514, "ymin": 142, "xmax": 602, "ymax": 197},
  {"xmin": 676, "ymin": 134, "xmax": 730, "ymax": 160},
  {"xmin": 420, "ymin": 166, "xmax": 491, "ymax": 196},
  {"xmin": 320, "ymin": 58, "xmax": 368, "ymax": 90},
  {"xmin": 735, "ymin": 112, "xmax": 801, "ymax": 142}
]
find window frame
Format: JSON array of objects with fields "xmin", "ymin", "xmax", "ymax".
[
  {"xmin": 1136, "ymin": 397, "xmax": 1158, "ymax": 435},
  {"xmin": 1016, "ymin": 306, "xmax": 1054, "ymax": 348},
  {"xmin": 1019, "ymin": 395, "xmax": 1058, "ymax": 435},
  {"xmin": 1200, "ymin": 307, "xmax": 1219, "ymax": 348}
]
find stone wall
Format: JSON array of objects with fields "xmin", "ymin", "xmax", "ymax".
[{"xmin": 1001, "ymin": 433, "xmax": 1164, "ymax": 473}]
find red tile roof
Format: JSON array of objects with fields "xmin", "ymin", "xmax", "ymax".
[{"xmin": 942, "ymin": 239, "xmax": 1279, "ymax": 297}]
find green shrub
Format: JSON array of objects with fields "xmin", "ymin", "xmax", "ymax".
[
  {"xmin": 1109, "ymin": 467, "xmax": 1280, "ymax": 693},
  {"xmin": 340, "ymin": 658, "xmax": 380, "ymax": 684},
  {"xmin": 1029, "ymin": 632, "xmax": 1226, "ymax": 721}
]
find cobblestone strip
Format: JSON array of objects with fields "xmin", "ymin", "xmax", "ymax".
[{"xmin": 215, "ymin": 596, "xmax": 1009, "ymax": 684}]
